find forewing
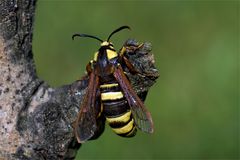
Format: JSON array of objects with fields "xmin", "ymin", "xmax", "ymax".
[
  {"xmin": 75, "ymin": 71, "xmax": 100, "ymax": 143},
  {"xmin": 113, "ymin": 65, "xmax": 154, "ymax": 133}
]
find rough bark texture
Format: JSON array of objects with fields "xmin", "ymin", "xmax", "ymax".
[{"xmin": 0, "ymin": 0, "xmax": 159, "ymax": 159}]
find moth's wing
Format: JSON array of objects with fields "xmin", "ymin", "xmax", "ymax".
[
  {"xmin": 113, "ymin": 65, "xmax": 154, "ymax": 133},
  {"xmin": 75, "ymin": 70, "xmax": 100, "ymax": 143}
]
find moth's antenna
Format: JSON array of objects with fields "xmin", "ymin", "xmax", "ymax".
[
  {"xmin": 72, "ymin": 34, "xmax": 103, "ymax": 42},
  {"xmin": 107, "ymin": 26, "xmax": 131, "ymax": 42}
]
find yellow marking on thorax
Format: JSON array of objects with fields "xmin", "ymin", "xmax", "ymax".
[
  {"xmin": 112, "ymin": 119, "xmax": 134, "ymax": 134},
  {"xmin": 94, "ymin": 52, "xmax": 98, "ymax": 61},
  {"xmin": 100, "ymin": 83, "xmax": 118, "ymax": 88},
  {"xmin": 101, "ymin": 91, "xmax": 123, "ymax": 101},
  {"xmin": 119, "ymin": 46, "xmax": 126, "ymax": 56},
  {"xmin": 106, "ymin": 49, "xmax": 117, "ymax": 60},
  {"xmin": 106, "ymin": 111, "xmax": 131, "ymax": 123}
]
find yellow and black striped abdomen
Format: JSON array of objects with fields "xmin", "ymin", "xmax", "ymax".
[{"xmin": 100, "ymin": 82, "xmax": 137, "ymax": 137}]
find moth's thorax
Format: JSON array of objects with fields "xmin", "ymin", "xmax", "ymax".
[
  {"xmin": 93, "ymin": 41, "xmax": 118, "ymax": 77},
  {"xmin": 93, "ymin": 41, "xmax": 118, "ymax": 61}
]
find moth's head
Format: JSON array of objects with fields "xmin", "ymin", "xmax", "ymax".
[
  {"xmin": 100, "ymin": 41, "xmax": 114, "ymax": 49},
  {"xmin": 72, "ymin": 26, "xmax": 130, "ymax": 51}
]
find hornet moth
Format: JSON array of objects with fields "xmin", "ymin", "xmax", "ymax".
[{"xmin": 72, "ymin": 26, "xmax": 155, "ymax": 143}]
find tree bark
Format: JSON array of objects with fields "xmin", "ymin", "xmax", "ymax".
[{"xmin": 0, "ymin": 0, "xmax": 159, "ymax": 159}]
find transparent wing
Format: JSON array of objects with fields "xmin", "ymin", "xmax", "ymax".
[
  {"xmin": 113, "ymin": 65, "xmax": 154, "ymax": 133},
  {"xmin": 75, "ymin": 70, "xmax": 100, "ymax": 143}
]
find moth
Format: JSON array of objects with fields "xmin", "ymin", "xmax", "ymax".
[{"xmin": 72, "ymin": 26, "xmax": 154, "ymax": 143}]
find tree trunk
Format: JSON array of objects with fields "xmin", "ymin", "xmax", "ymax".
[{"xmin": 0, "ymin": 0, "xmax": 159, "ymax": 159}]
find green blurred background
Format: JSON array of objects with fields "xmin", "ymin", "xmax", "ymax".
[{"xmin": 33, "ymin": 0, "xmax": 239, "ymax": 159}]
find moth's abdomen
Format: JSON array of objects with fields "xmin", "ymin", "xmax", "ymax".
[{"xmin": 100, "ymin": 82, "xmax": 137, "ymax": 137}]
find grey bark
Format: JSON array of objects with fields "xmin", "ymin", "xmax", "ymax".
[{"xmin": 0, "ymin": 0, "xmax": 159, "ymax": 159}]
